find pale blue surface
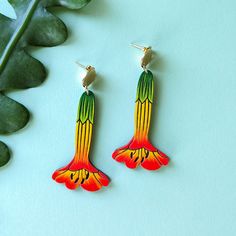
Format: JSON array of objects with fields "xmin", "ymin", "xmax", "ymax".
[{"xmin": 0, "ymin": 0, "xmax": 236, "ymax": 235}]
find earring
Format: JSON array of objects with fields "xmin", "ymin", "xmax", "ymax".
[
  {"xmin": 112, "ymin": 44, "xmax": 169, "ymax": 170},
  {"xmin": 52, "ymin": 63, "xmax": 110, "ymax": 191}
]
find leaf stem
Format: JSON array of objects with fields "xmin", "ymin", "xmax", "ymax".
[{"xmin": 0, "ymin": 0, "xmax": 40, "ymax": 75}]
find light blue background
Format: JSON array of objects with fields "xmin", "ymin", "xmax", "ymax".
[{"xmin": 0, "ymin": 0, "xmax": 236, "ymax": 235}]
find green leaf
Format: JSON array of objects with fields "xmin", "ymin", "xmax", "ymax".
[
  {"xmin": 0, "ymin": 0, "xmax": 91, "ymax": 167},
  {"xmin": 0, "ymin": 141, "xmax": 10, "ymax": 167},
  {"xmin": 0, "ymin": 93, "xmax": 29, "ymax": 134}
]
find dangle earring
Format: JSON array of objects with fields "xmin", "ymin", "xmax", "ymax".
[
  {"xmin": 52, "ymin": 63, "xmax": 110, "ymax": 191},
  {"xmin": 112, "ymin": 44, "xmax": 169, "ymax": 170}
]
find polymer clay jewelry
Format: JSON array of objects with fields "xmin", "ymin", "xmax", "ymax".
[
  {"xmin": 112, "ymin": 44, "xmax": 169, "ymax": 170},
  {"xmin": 52, "ymin": 63, "xmax": 110, "ymax": 191}
]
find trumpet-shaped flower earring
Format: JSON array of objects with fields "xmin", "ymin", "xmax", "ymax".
[
  {"xmin": 112, "ymin": 44, "xmax": 169, "ymax": 170},
  {"xmin": 52, "ymin": 63, "xmax": 110, "ymax": 191}
]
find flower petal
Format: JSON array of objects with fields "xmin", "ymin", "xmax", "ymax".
[
  {"xmin": 96, "ymin": 172, "xmax": 110, "ymax": 186},
  {"xmin": 52, "ymin": 165, "xmax": 110, "ymax": 191},
  {"xmin": 155, "ymin": 151, "xmax": 169, "ymax": 165},
  {"xmin": 141, "ymin": 152, "xmax": 161, "ymax": 170},
  {"xmin": 81, "ymin": 173, "xmax": 102, "ymax": 191},
  {"xmin": 113, "ymin": 138, "xmax": 169, "ymax": 171}
]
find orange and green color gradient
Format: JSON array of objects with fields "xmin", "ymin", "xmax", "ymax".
[
  {"xmin": 112, "ymin": 70, "xmax": 169, "ymax": 170},
  {"xmin": 52, "ymin": 91, "xmax": 110, "ymax": 191}
]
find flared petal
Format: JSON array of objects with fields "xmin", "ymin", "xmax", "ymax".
[
  {"xmin": 141, "ymin": 151, "xmax": 162, "ymax": 170},
  {"xmin": 52, "ymin": 162, "xmax": 110, "ymax": 191},
  {"xmin": 81, "ymin": 171, "xmax": 110, "ymax": 192},
  {"xmin": 112, "ymin": 138, "xmax": 169, "ymax": 171}
]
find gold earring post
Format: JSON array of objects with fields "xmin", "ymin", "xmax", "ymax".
[
  {"xmin": 131, "ymin": 43, "xmax": 145, "ymax": 51},
  {"xmin": 131, "ymin": 43, "xmax": 153, "ymax": 71},
  {"xmin": 76, "ymin": 61, "xmax": 96, "ymax": 93},
  {"xmin": 75, "ymin": 61, "xmax": 87, "ymax": 69}
]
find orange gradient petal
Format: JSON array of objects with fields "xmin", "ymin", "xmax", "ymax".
[
  {"xmin": 112, "ymin": 138, "xmax": 169, "ymax": 171},
  {"xmin": 52, "ymin": 164, "xmax": 110, "ymax": 191}
]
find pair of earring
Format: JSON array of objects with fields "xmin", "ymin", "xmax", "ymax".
[{"xmin": 52, "ymin": 43, "xmax": 169, "ymax": 191}]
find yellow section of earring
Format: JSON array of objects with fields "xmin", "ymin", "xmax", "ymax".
[
  {"xmin": 76, "ymin": 61, "xmax": 96, "ymax": 93},
  {"xmin": 131, "ymin": 43, "xmax": 153, "ymax": 71}
]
